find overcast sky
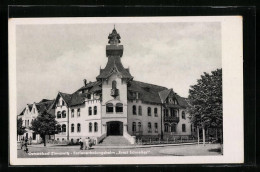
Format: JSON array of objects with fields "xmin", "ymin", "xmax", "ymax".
[{"xmin": 16, "ymin": 22, "xmax": 221, "ymax": 113}]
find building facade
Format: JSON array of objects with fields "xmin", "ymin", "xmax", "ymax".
[
  {"xmin": 18, "ymin": 28, "xmax": 193, "ymax": 144},
  {"xmin": 17, "ymin": 99, "xmax": 54, "ymax": 143}
]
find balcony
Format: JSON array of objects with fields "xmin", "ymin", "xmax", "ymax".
[
  {"xmin": 111, "ymin": 89, "xmax": 119, "ymax": 97},
  {"xmin": 164, "ymin": 116, "xmax": 179, "ymax": 123}
]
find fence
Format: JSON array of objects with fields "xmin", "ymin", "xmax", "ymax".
[{"xmin": 136, "ymin": 136, "xmax": 210, "ymax": 145}]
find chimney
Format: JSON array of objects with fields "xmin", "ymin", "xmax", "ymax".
[{"xmin": 83, "ymin": 79, "xmax": 87, "ymax": 86}]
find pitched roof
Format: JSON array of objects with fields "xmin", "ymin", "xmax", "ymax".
[
  {"xmin": 69, "ymin": 92, "xmax": 86, "ymax": 107},
  {"xmin": 96, "ymin": 56, "xmax": 133, "ymax": 79},
  {"xmin": 158, "ymin": 89, "xmax": 172, "ymax": 103},
  {"xmin": 35, "ymin": 99, "xmax": 54, "ymax": 114},
  {"xmin": 176, "ymin": 96, "xmax": 189, "ymax": 108},
  {"xmin": 18, "ymin": 108, "xmax": 26, "ymax": 116},
  {"xmin": 127, "ymin": 80, "xmax": 167, "ymax": 104},
  {"xmin": 28, "ymin": 104, "xmax": 33, "ymax": 111},
  {"xmin": 77, "ymin": 81, "xmax": 101, "ymax": 92},
  {"xmin": 53, "ymin": 92, "xmax": 86, "ymax": 108}
]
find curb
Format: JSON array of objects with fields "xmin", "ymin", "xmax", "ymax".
[{"xmin": 27, "ymin": 142, "xmax": 209, "ymax": 149}]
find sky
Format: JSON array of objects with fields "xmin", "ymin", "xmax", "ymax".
[{"xmin": 16, "ymin": 21, "xmax": 221, "ymax": 113}]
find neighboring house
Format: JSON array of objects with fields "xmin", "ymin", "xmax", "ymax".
[
  {"xmin": 45, "ymin": 28, "xmax": 193, "ymax": 144},
  {"xmin": 17, "ymin": 99, "xmax": 54, "ymax": 143}
]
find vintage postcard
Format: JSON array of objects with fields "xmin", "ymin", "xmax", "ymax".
[{"xmin": 9, "ymin": 16, "xmax": 243, "ymax": 165}]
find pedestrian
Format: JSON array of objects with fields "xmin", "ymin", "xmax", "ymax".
[
  {"xmin": 85, "ymin": 137, "xmax": 90, "ymax": 150},
  {"xmin": 24, "ymin": 138, "xmax": 28, "ymax": 153},
  {"xmin": 29, "ymin": 136, "xmax": 32, "ymax": 145},
  {"xmin": 20, "ymin": 138, "xmax": 24, "ymax": 150},
  {"xmin": 79, "ymin": 138, "xmax": 83, "ymax": 150}
]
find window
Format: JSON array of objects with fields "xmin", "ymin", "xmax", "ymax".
[
  {"xmin": 170, "ymin": 108, "xmax": 175, "ymax": 117},
  {"xmin": 155, "ymin": 123, "xmax": 158, "ymax": 133},
  {"xmin": 94, "ymin": 106, "xmax": 97, "ymax": 115},
  {"xmin": 57, "ymin": 125, "xmax": 61, "ymax": 133},
  {"xmin": 147, "ymin": 107, "xmax": 151, "ymax": 116},
  {"xmin": 116, "ymin": 103, "xmax": 123, "ymax": 113},
  {"xmin": 33, "ymin": 108, "xmax": 35, "ymax": 114},
  {"xmin": 182, "ymin": 111, "xmax": 186, "ymax": 119},
  {"xmin": 62, "ymin": 124, "xmax": 66, "ymax": 132},
  {"xmin": 71, "ymin": 124, "xmax": 74, "ymax": 133},
  {"xmin": 164, "ymin": 124, "xmax": 169, "ymax": 132},
  {"xmin": 138, "ymin": 106, "xmax": 142, "ymax": 115},
  {"xmin": 77, "ymin": 123, "xmax": 81, "ymax": 132},
  {"xmin": 33, "ymin": 133, "xmax": 36, "ymax": 140},
  {"xmin": 164, "ymin": 109, "xmax": 169, "ymax": 117},
  {"xmin": 182, "ymin": 124, "xmax": 186, "ymax": 132},
  {"xmin": 112, "ymin": 80, "xmax": 117, "ymax": 89},
  {"xmin": 77, "ymin": 108, "xmax": 80, "ymax": 117},
  {"xmin": 89, "ymin": 123, "xmax": 92, "ymax": 132},
  {"xmin": 71, "ymin": 109, "xmax": 74, "ymax": 118},
  {"xmin": 94, "ymin": 122, "xmax": 98, "ymax": 132},
  {"xmin": 106, "ymin": 103, "xmax": 113, "ymax": 113},
  {"xmin": 89, "ymin": 107, "xmax": 92, "ymax": 115},
  {"xmin": 138, "ymin": 122, "xmax": 142, "ymax": 131},
  {"xmin": 57, "ymin": 111, "xmax": 61, "ymax": 118},
  {"xmin": 62, "ymin": 100, "xmax": 65, "ymax": 106},
  {"xmin": 171, "ymin": 124, "xmax": 176, "ymax": 132},
  {"xmin": 62, "ymin": 110, "xmax": 66, "ymax": 118},
  {"xmin": 132, "ymin": 105, "xmax": 136, "ymax": 115},
  {"xmin": 148, "ymin": 122, "xmax": 152, "ymax": 133},
  {"xmin": 132, "ymin": 122, "xmax": 136, "ymax": 132},
  {"xmin": 154, "ymin": 108, "xmax": 158, "ymax": 117}
]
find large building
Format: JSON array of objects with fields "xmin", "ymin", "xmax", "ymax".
[{"xmin": 18, "ymin": 28, "xmax": 193, "ymax": 144}]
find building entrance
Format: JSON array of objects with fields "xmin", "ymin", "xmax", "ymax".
[{"xmin": 107, "ymin": 121, "xmax": 123, "ymax": 136}]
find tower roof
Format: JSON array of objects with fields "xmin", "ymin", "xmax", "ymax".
[
  {"xmin": 108, "ymin": 27, "xmax": 121, "ymax": 45},
  {"xmin": 97, "ymin": 27, "xmax": 133, "ymax": 80}
]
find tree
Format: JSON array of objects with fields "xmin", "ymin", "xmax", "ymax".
[
  {"xmin": 188, "ymin": 68, "xmax": 222, "ymax": 145},
  {"xmin": 30, "ymin": 111, "xmax": 60, "ymax": 146},
  {"xmin": 17, "ymin": 118, "xmax": 26, "ymax": 136}
]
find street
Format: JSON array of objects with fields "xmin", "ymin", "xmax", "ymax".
[{"xmin": 18, "ymin": 143, "xmax": 222, "ymax": 158}]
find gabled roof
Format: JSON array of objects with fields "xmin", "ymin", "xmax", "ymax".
[
  {"xmin": 96, "ymin": 56, "xmax": 133, "ymax": 80},
  {"xmin": 18, "ymin": 108, "xmax": 26, "ymax": 116},
  {"xmin": 158, "ymin": 89, "xmax": 172, "ymax": 103},
  {"xmin": 28, "ymin": 104, "xmax": 33, "ymax": 111},
  {"xmin": 127, "ymin": 80, "xmax": 167, "ymax": 104},
  {"xmin": 50, "ymin": 91, "xmax": 86, "ymax": 109},
  {"xmin": 76, "ymin": 81, "xmax": 101, "ymax": 92},
  {"xmin": 176, "ymin": 96, "xmax": 189, "ymax": 108},
  {"xmin": 35, "ymin": 99, "xmax": 54, "ymax": 114}
]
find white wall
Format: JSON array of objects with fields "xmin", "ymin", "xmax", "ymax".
[
  {"xmin": 127, "ymin": 100, "xmax": 162, "ymax": 136},
  {"xmin": 101, "ymin": 73, "xmax": 128, "ymax": 130}
]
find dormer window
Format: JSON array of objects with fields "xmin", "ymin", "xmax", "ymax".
[{"xmin": 33, "ymin": 108, "xmax": 35, "ymax": 114}]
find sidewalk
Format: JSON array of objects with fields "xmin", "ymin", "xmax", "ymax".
[{"xmin": 28, "ymin": 142, "xmax": 206, "ymax": 149}]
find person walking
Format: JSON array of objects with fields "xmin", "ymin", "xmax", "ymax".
[
  {"xmin": 29, "ymin": 136, "xmax": 32, "ymax": 145},
  {"xmin": 20, "ymin": 138, "xmax": 24, "ymax": 150},
  {"xmin": 24, "ymin": 138, "xmax": 28, "ymax": 153},
  {"xmin": 79, "ymin": 138, "xmax": 83, "ymax": 150},
  {"xmin": 85, "ymin": 137, "xmax": 90, "ymax": 150}
]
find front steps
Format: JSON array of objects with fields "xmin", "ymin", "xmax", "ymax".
[{"xmin": 99, "ymin": 136, "xmax": 131, "ymax": 146}]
